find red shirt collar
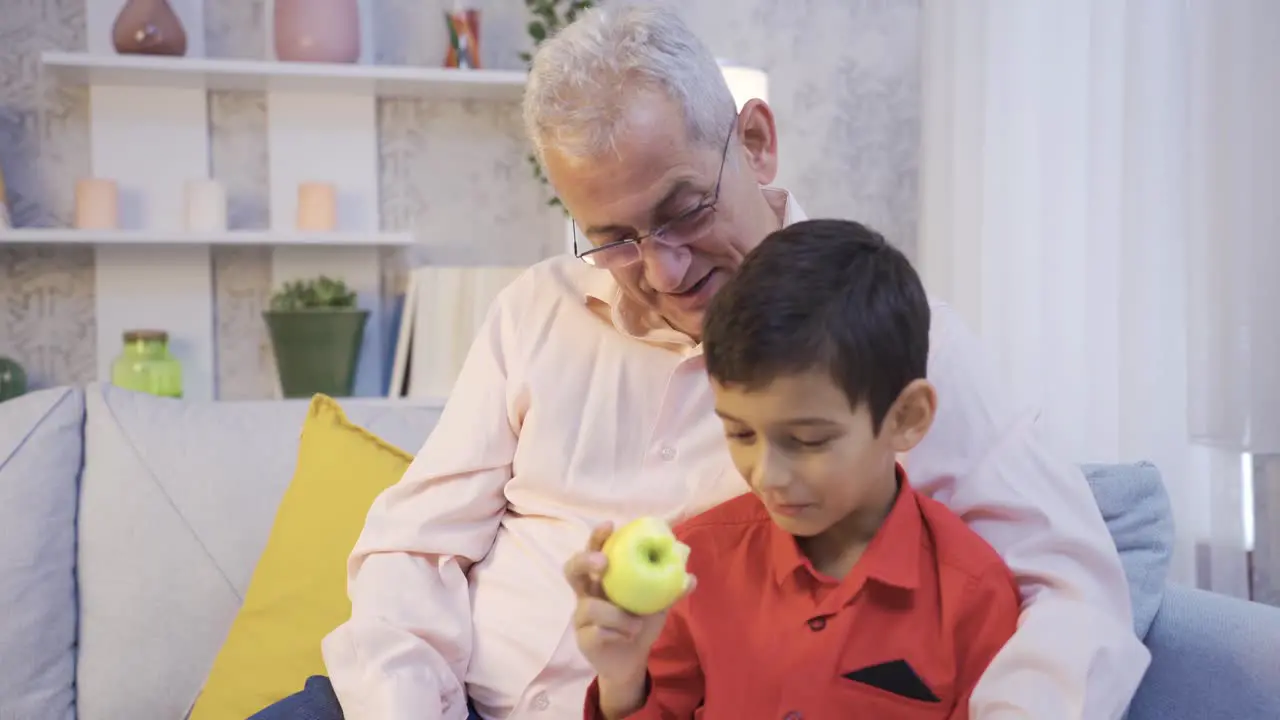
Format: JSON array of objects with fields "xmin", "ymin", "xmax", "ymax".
[{"xmin": 768, "ymin": 465, "xmax": 923, "ymax": 595}]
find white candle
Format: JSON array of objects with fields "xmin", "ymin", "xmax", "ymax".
[{"xmin": 184, "ymin": 179, "xmax": 227, "ymax": 232}]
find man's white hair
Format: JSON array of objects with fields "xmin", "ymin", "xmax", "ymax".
[{"xmin": 523, "ymin": 2, "xmax": 737, "ymax": 163}]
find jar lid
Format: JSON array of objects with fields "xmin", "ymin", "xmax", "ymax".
[{"xmin": 123, "ymin": 329, "xmax": 168, "ymax": 342}]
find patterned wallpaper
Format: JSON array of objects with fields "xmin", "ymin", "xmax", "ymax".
[{"xmin": 0, "ymin": 0, "xmax": 921, "ymax": 396}]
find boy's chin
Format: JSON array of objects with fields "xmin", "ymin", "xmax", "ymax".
[{"xmin": 768, "ymin": 511, "xmax": 828, "ymax": 538}]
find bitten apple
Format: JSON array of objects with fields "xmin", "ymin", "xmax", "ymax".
[{"xmin": 601, "ymin": 516, "xmax": 692, "ymax": 616}]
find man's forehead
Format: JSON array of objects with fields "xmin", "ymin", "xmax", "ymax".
[{"xmin": 546, "ymin": 93, "xmax": 712, "ymax": 209}]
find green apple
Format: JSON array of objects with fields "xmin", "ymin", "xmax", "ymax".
[{"xmin": 601, "ymin": 516, "xmax": 692, "ymax": 616}]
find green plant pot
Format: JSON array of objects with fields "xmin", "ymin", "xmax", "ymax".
[{"xmin": 263, "ymin": 309, "xmax": 369, "ymax": 398}]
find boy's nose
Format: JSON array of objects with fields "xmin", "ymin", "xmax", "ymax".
[{"xmin": 751, "ymin": 447, "xmax": 789, "ymax": 490}]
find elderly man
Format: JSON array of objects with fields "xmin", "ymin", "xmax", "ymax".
[{"xmin": 255, "ymin": 4, "xmax": 1149, "ymax": 720}]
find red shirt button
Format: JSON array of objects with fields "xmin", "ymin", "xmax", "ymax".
[
  {"xmin": 807, "ymin": 617, "xmax": 826, "ymax": 632},
  {"xmin": 784, "ymin": 712, "xmax": 803, "ymax": 720}
]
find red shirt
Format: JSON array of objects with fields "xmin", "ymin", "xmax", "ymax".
[{"xmin": 585, "ymin": 473, "xmax": 1020, "ymax": 719}]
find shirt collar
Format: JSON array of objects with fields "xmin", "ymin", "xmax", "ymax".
[
  {"xmin": 580, "ymin": 186, "xmax": 808, "ymax": 325},
  {"xmin": 768, "ymin": 464, "xmax": 923, "ymax": 596}
]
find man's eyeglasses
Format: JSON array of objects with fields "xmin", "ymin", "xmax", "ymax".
[{"xmin": 572, "ymin": 122, "xmax": 735, "ymax": 269}]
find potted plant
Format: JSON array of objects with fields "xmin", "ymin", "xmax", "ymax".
[
  {"xmin": 0, "ymin": 356, "xmax": 27, "ymax": 402},
  {"xmin": 263, "ymin": 276, "xmax": 368, "ymax": 398}
]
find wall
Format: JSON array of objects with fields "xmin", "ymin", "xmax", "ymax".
[{"xmin": 0, "ymin": 0, "xmax": 920, "ymax": 397}]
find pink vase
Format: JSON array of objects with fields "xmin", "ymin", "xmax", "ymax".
[{"xmin": 274, "ymin": 0, "xmax": 361, "ymax": 63}]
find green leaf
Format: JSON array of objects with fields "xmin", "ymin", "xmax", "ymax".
[
  {"xmin": 528, "ymin": 21, "xmax": 547, "ymax": 42},
  {"xmin": 269, "ymin": 275, "xmax": 358, "ymax": 310}
]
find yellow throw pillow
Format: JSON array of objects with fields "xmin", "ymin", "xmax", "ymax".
[{"xmin": 189, "ymin": 395, "xmax": 414, "ymax": 720}]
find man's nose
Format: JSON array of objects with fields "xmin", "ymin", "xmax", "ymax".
[{"xmin": 640, "ymin": 240, "xmax": 691, "ymax": 293}]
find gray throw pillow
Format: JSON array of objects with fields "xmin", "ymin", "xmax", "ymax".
[
  {"xmin": 1081, "ymin": 461, "xmax": 1175, "ymax": 639},
  {"xmin": 0, "ymin": 387, "xmax": 83, "ymax": 720}
]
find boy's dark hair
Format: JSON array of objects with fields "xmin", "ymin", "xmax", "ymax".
[{"xmin": 702, "ymin": 218, "xmax": 930, "ymax": 433}]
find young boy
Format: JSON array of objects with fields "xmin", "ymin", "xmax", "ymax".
[{"xmin": 566, "ymin": 219, "xmax": 1021, "ymax": 719}]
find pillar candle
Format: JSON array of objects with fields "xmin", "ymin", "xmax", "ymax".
[
  {"xmin": 184, "ymin": 179, "xmax": 227, "ymax": 232},
  {"xmin": 74, "ymin": 178, "xmax": 120, "ymax": 230},
  {"xmin": 297, "ymin": 182, "xmax": 338, "ymax": 231}
]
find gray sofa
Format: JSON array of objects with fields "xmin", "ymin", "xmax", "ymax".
[{"xmin": 1, "ymin": 384, "xmax": 1278, "ymax": 719}]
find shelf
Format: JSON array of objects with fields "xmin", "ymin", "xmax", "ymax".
[
  {"xmin": 41, "ymin": 51, "xmax": 528, "ymax": 101},
  {"xmin": 0, "ymin": 228, "xmax": 415, "ymax": 247}
]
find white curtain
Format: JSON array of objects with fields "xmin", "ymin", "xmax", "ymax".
[
  {"xmin": 1184, "ymin": 1, "xmax": 1280, "ymax": 601},
  {"xmin": 918, "ymin": 0, "xmax": 1279, "ymax": 594}
]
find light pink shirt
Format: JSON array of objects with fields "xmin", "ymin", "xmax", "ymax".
[{"xmin": 322, "ymin": 191, "xmax": 1151, "ymax": 720}]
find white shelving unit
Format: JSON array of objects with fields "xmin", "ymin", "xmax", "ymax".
[
  {"xmin": 34, "ymin": 0, "xmax": 534, "ymax": 402},
  {"xmin": 41, "ymin": 51, "xmax": 528, "ymax": 100},
  {"xmin": 0, "ymin": 228, "xmax": 414, "ymax": 246}
]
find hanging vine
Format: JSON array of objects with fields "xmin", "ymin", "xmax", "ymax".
[{"xmin": 521, "ymin": 0, "xmax": 596, "ymax": 212}]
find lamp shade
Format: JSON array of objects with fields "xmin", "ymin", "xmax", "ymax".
[{"xmin": 718, "ymin": 60, "xmax": 768, "ymax": 110}]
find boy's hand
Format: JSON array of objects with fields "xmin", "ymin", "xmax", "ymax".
[{"xmin": 565, "ymin": 522, "xmax": 673, "ymax": 690}]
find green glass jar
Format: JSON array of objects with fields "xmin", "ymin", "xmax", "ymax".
[{"xmin": 112, "ymin": 330, "xmax": 183, "ymax": 398}]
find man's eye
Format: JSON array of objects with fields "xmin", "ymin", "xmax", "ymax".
[{"xmin": 595, "ymin": 236, "xmax": 635, "ymax": 248}]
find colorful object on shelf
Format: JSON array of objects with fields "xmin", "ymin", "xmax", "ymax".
[
  {"xmin": 443, "ymin": 6, "xmax": 481, "ymax": 69},
  {"xmin": 296, "ymin": 182, "xmax": 338, "ymax": 231},
  {"xmin": 274, "ymin": 0, "xmax": 361, "ymax": 64},
  {"xmin": 112, "ymin": 0, "xmax": 188, "ymax": 57},
  {"xmin": 264, "ymin": 276, "xmax": 368, "ymax": 398},
  {"xmin": 74, "ymin": 178, "xmax": 119, "ymax": 230},
  {"xmin": 0, "ymin": 357, "xmax": 27, "ymax": 402},
  {"xmin": 111, "ymin": 330, "xmax": 183, "ymax": 399}
]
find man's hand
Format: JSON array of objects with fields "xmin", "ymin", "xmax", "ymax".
[{"xmin": 565, "ymin": 522, "xmax": 691, "ymax": 718}]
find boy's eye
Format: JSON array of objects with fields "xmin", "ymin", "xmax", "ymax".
[
  {"xmin": 725, "ymin": 429, "xmax": 755, "ymax": 442},
  {"xmin": 790, "ymin": 437, "xmax": 832, "ymax": 450}
]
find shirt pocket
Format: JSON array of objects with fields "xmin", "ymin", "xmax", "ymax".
[{"xmin": 830, "ymin": 677, "xmax": 955, "ymax": 718}]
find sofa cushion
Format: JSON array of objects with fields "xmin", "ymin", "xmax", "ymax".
[
  {"xmin": 1082, "ymin": 461, "xmax": 1174, "ymax": 639},
  {"xmin": 1128, "ymin": 584, "xmax": 1280, "ymax": 720},
  {"xmin": 190, "ymin": 395, "xmax": 417, "ymax": 719},
  {"xmin": 0, "ymin": 386, "xmax": 83, "ymax": 720},
  {"xmin": 76, "ymin": 383, "xmax": 442, "ymax": 720}
]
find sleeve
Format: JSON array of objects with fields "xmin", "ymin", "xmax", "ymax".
[
  {"xmin": 320, "ymin": 281, "xmax": 527, "ymax": 720},
  {"xmin": 583, "ymin": 597, "xmax": 705, "ymax": 720},
  {"xmin": 947, "ymin": 564, "xmax": 1021, "ymax": 720},
  {"xmin": 909, "ymin": 303, "xmax": 1151, "ymax": 720}
]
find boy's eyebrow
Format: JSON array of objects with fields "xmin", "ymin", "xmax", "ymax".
[
  {"xmin": 713, "ymin": 408, "xmax": 741, "ymax": 422},
  {"xmin": 714, "ymin": 409, "xmax": 838, "ymax": 427},
  {"xmin": 776, "ymin": 417, "xmax": 840, "ymax": 427}
]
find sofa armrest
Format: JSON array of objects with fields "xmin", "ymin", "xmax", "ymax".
[{"xmin": 1128, "ymin": 584, "xmax": 1280, "ymax": 720}]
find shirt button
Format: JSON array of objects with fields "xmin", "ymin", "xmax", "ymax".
[
  {"xmin": 807, "ymin": 616, "xmax": 826, "ymax": 632},
  {"xmin": 783, "ymin": 712, "xmax": 802, "ymax": 720},
  {"xmin": 659, "ymin": 446, "xmax": 677, "ymax": 461},
  {"xmin": 531, "ymin": 691, "xmax": 550, "ymax": 711}
]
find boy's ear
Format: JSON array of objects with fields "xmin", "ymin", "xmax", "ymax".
[{"xmin": 888, "ymin": 379, "xmax": 936, "ymax": 453}]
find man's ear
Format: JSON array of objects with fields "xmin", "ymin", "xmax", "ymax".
[
  {"xmin": 736, "ymin": 99, "xmax": 778, "ymax": 186},
  {"xmin": 887, "ymin": 379, "xmax": 937, "ymax": 453}
]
